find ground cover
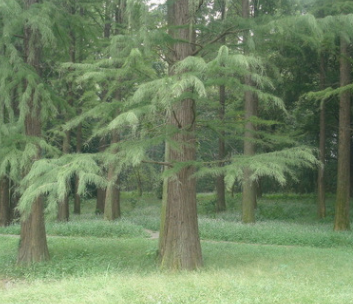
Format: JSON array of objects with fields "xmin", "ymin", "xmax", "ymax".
[
  {"xmin": 0, "ymin": 192, "xmax": 352, "ymax": 303},
  {"xmin": 1, "ymin": 236, "xmax": 353, "ymax": 303}
]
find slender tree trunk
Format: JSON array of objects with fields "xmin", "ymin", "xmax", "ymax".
[
  {"xmin": 317, "ymin": 53, "xmax": 326, "ymax": 218},
  {"xmin": 57, "ymin": 4, "xmax": 77, "ymax": 221},
  {"xmin": 159, "ymin": 0, "xmax": 202, "ymax": 270},
  {"xmin": 334, "ymin": 37, "xmax": 351, "ymax": 231},
  {"xmin": 74, "ymin": 122, "xmax": 82, "ymax": 214},
  {"xmin": 96, "ymin": 138, "xmax": 106, "ymax": 214},
  {"xmin": 136, "ymin": 169, "xmax": 143, "ymax": 197},
  {"xmin": 216, "ymin": 0, "xmax": 227, "ymax": 212},
  {"xmin": 242, "ymin": 0, "xmax": 257, "ymax": 223},
  {"xmin": 103, "ymin": 1, "xmax": 126, "ymax": 220},
  {"xmin": 57, "ymin": 130, "xmax": 70, "ymax": 221},
  {"xmin": 216, "ymin": 84, "xmax": 226, "ymax": 211},
  {"xmin": 10, "ymin": 179, "xmax": 19, "ymax": 221},
  {"xmin": 104, "ymin": 130, "xmax": 121, "ymax": 220},
  {"xmin": 18, "ymin": 0, "xmax": 50, "ymax": 264},
  {"xmin": 96, "ymin": 2, "xmax": 114, "ymax": 215},
  {"xmin": 0, "ymin": 176, "xmax": 10, "ymax": 227}
]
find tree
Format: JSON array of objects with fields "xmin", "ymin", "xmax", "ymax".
[
  {"xmin": 317, "ymin": 52, "xmax": 327, "ymax": 218},
  {"xmin": 334, "ymin": 34, "xmax": 351, "ymax": 231},
  {"xmin": 241, "ymin": 0, "xmax": 257, "ymax": 223},
  {"xmin": 216, "ymin": 0, "xmax": 227, "ymax": 212},
  {"xmin": 158, "ymin": 0, "xmax": 203, "ymax": 270},
  {"xmin": 104, "ymin": 0, "xmax": 127, "ymax": 221},
  {"xmin": 18, "ymin": 0, "xmax": 50, "ymax": 265}
]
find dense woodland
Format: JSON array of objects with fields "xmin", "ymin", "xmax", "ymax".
[{"xmin": 0, "ymin": 0, "xmax": 352, "ymax": 270}]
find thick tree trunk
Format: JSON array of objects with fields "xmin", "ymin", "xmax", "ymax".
[
  {"xmin": 159, "ymin": 0, "xmax": 202, "ymax": 270},
  {"xmin": 334, "ymin": 37, "xmax": 351, "ymax": 231},
  {"xmin": 242, "ymin": 0, "xmax": 257, "ymax": 223},
  {"xmin": 0, "ymin": 176, "xmax": 10, "ymax": 227},
  {"xmin": 317, "ymin": 53, "xmax": 326, "ymax": 218},
  {"xmin": 18, "ymin": 196, "xmax": 49, "ymax": 264},
  {"xmin": 18, "ymin": 0, "xmax": 50, "ymax": 265}
]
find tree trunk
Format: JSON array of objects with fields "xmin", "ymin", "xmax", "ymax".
[
  {"xmin": 242, "ymin": 0, "xmax": 257, "ymax": 223},
  {"xmin": 216, "ymin": 84, "xmax": 226, "ymax": 212},
  {"xmin": 95, "ymin": 2, "xmax": 113, "ymax": 215},
  {"xmin": 57, "ymin": 130, "xmax": 70, "ymax": 222},
  {"xmin": 96, "ymin": 139, "xmax": 107, "ymax": 214},
  {"xmin": 216, "ymin": 0, "xmax": 227, "ymax": 212},
  {"xmin": 136, "ymin": 169, "xmax": 143, "ymax": 197},
  {"xmin": 317, "ymin": 53, "xmax": 326, "ymax": 219},
  {"xmin": 104, "ymin": 130, "xmax": 121, "ymax": 221},
  {"xmin": 57, "ymin": 5, "xmax": 77, "ymax": 221},
  {"xmin": 334, "ymin": 37, "xmax": 351, "ymax": 231},
  {"xmin": 159, "ymin": 0, "xmax": 202, "ymax": 270},
  {"xmin": 0, "ymin": 176, "xmax": 10, "ymax": 227},
  {"xmin": 10, "ymin": 179, "xmax": 19, "ymax": 221},
  {"xmin": 18, "ymin": 0, "xmax": 50, "ymax": 264},
  {"xmin": 103, "ymin": 1, "xmax": 126, "ymax": 220},
  {"xmin": 74, "ymin": 122, "xmax": 82, "ymax": 215}
]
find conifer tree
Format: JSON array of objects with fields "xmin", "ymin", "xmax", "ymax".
[
  {"xmin": 334, "ymin": 33, "xmax": 351, "ymax": 231},
  {"xmin": 103, "ymin": 0, "xmax": 127, "ymax": 221},
  {"xmin": 18, "ymin": 0, "xmax": 50, "ymax": 264},
  {"xmin": 241, "ymin": 0, "xmax": 257, "ymax": 223},
  {"xmin": 159, "ymin": 0, "xmax": 203, "ymax": 270},
  {"xmin": 216, "ymin": 0, "xmax": 227, "ymax": 212},
  {"xmin": 317, "ymin": 52, "xmax": 327, "ymax": 218}
]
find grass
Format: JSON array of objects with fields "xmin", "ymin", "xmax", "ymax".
[
  {"xmin": 1, "ymin": 192, "xmax": 353, "ymax": 303},
  {"xmin": 1, "ymin": 237, "xmax": 353, "ymax": 303}
]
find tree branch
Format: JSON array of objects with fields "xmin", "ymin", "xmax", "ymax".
[
  {"xmin": 141, "ymin": 160, "xmax": 174, "ymax": 167},
  {"xmin": 192, "ymin": 27, "xmax": 249, "ymax": 56}
]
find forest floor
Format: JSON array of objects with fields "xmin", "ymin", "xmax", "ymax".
[{"xmin": 0, "ymin": 192, "xmax": 353, "ymax": 303}]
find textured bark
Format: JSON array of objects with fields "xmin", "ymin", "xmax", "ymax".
[
  {"xmin": 317, "ymin": 53, "xmax": 326, "ymax": 218},
  {"xmin": 0, "ymin": 176, "xmax": 10, "ymax": 227},
  {"xmin": 18, "ymin": 0, "xmax": 50, "ymax": 264},
  {"xmin": 241, "ymin": 0, "xmax": 257, "ymax": 223},
  {"xmin": 18, "ymin": 196, "xmax": 49, "ymax": 264},
  {"xmin": 159, "ymin": 0, "xmax": 202, "ymax": 270},
  {"xmin": 334, "ymin": 37, "xmax": 351, "ymax": 231}
]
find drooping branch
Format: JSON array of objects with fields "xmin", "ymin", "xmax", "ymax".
[
  {"xmin": 192, "ymin": 27, "xmax": 249, "ymax": 56},
  {"xmin": 141, "ymin": 160, "xmax": 173, "ymax": 167}
]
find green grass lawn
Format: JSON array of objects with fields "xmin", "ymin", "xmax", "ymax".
[{"xmin": 1, "ymin": 192, "xmax": 353, "ymax": 303}]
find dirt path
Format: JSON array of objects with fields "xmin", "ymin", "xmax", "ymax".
[{"xmin": 144, "ymin": 229, "xmax": 159, "ymax": 239}]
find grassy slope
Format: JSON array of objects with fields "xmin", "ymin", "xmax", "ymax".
[{"xmin": 0, "ymin": 192, "xmax": 353, "ymax": 303}]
